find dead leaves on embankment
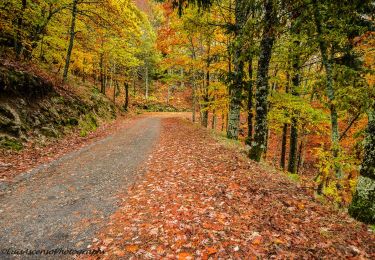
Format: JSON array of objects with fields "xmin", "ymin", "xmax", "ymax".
[{"xmin": 86, "ymin": 118, "xmax": 374, "ymax": 259}]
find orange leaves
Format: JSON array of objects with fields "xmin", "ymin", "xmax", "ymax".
[
  {"xmin": 87, "ymin": 118, "xmax": 374, "ymax": 259},
  {"xmin": 202, "ymin": 247, "xmax": 218, "ymax": 259},
  {"xmin": 178, "ymin": 252, "xmax": 193, "ymax": 259},
  {"xmin": 125, "ymin": 244, "xmax": 139, "ymax": 253},
  {"xmin": 202, "ymin": 222, "xmax": 224, "ymax": 231}
]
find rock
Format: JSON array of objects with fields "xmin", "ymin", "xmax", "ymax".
[
  {"xmin": 0, "ymin": 103, "xmax": 22, "ymax": 137},
  {"xmin": 40, "ymin": 126, "xmax": 59, "ymax": 138}
]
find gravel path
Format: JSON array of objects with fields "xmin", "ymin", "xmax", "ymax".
[{"xmin": 0, "ymin": 116, "xmax": 161, "ymax": 258}]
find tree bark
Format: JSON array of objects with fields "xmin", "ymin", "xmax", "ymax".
[
  {"xmin": 246, "ymin": 59, "xmax": 254, "ymax": 145},
  {"xmin": 192, "ymin": 77, "xmax": 196, "ymax": 122},
  {"xmin": 15, "ymin": 0, "xmax": 27, "ymax": 58},
  {"xmin": 99, "ymin": 53, "xmax": 105, "ymax": 94},
  {"xmin": 312, "ymin": 0, "xmax": 341, "ymax": 178},
  {"xmin": 280, "ymin": 123, "xmax": 288, "ymax": 170},
  {"xmin": 249, "ymin": 0, "xmax": 276, "ymax": 161},
  {"xmin": 226, "ymin": 0, "xmax": 247, "ymax": 139},
  {"xmin": 201, "ymin": 70, "xmax": 209, "ymax": 128},
  {"xmin": 145, "ymin": 66, "xmax": 149, "ymax": 100},
  {"xmin": 63, "ymin": 0, "xmax": 78, "ymax": 82},
  {"xmin": 124, "ymin": 82, "xmax": 129, "ymax": 111}
]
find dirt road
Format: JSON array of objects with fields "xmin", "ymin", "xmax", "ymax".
[{"xmin": 0, "ymin": 116, "xmax": 161, "ymax": 258}]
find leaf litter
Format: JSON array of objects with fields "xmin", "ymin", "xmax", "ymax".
[{"xmin": 84, "ymin": 118, "xmax": 374, "ymax": 259}]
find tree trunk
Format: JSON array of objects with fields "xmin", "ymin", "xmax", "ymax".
[
  {"xmin": 201, "ymin": 70, "xmax": 209, "ymax": 128},
  {"xmin": 15, "ymin": 0, "xmax": 27, "ymax": 58},
  {"xmin": 133, "ymin": 68, "xmax": 137, "ymax": 96},
  {"xmin": 312, "ymin": 0, "xmax": 341, "ymax": 178},
  {"xmin": 349, "ymin": 105, "xmax": 375, "ymax": 224},
  {"xmin": 280, "ymin": 77, "xmax": 290, "ymax": 169},
  {"xmin": 100, "ymin": 53, "xmax": 105, "ymax": 94},
  {"xmin": 145, "ymin": 66, "xmax": 149, "ymax": 100},
  {"xmin": 124, "ymin": 82, "xmax": 129, "ymax": 111},
  {"xmin": 180, "ymin": 68, "xmax": 184, "ymax": 88},
  {"xmin": 63, "ymin": 0, "xmax": 78, "ymax": 82},
  {"xmin": 246, "ymin": 59, "xmax": 254, "ymax": 145},
  {"xmin": 249, "ymin": 0, "xmax": 276, "ymax": 161},
  {"xmin": 226, "ymin": 0, "xmax": 247, "ymax": 140},
  {"xmin": 212, "ymin": 109, "xmax": 217, "ymax": 130},
  {"xmin": 192, "ymin": 76, "xmax": 196, "ymax": 122},
  {"xmin": 280, "ymin": 123, "xmax": 288, "ymax": 170},
  {"xmin": 113, "ymin": 81, "xmax": 117, "ymax": 103}
]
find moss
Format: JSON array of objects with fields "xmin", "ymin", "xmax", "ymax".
[
  {"xmin": 0, "ymin": 136, "xmax": 23, "ymax": 151},
  {"xmin": 79, "ymin": 113, "xmax": 98, "ymax": 137},
  {"xmin": 348, "ymin": 176, "xmax": 375, "ymax": 224},
  {"xmin": 287, "ymin": 173, "xmax": 300, "ymax": 182}
]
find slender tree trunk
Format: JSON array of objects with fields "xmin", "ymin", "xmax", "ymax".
[
  {"xmin": 221, "ymin": 112, "xmax": 225, "ymax": 131},
  {"xmin": 288, "ymin": 64, "xmax": 300, "ymax": 173},
  {"xmin": 246, "ymin": 59, "xmax": 254, "ymax": 145},
  {"xmin": 124, "ymin": 82, "xmax": 129, "ymax": 111},
  {"xmin": 201, "ymin": 70, "xmax": 209, "ymax": 128},
  {"xmin": 280, "ymin": 123, "xmax": 288, "ymax": 170},
  {"xmin": 349, "ymin": 104, "xmax": 375, "ymax": 224},
  {"xmin": 212, "ymin": 108, "xmax": 217, "ymax": 129},
  {"xmin": 312, "ymin": 0, "xmax": 341, "ymax": 178},
  {"xmin": 145, "ymin": 66, "xmax": 149, "ymax": 100},
  {"xmin": 192, "ymin": 77, "xmax": 196, "ymax": 122},
  {"xmin": 113, "ymin": 81, "xmax": 117, "ymax": 103},
  {"xmin": 132, "ymin": 69, "xmax": 136, "ymax": 96},
  {"xmin": 180, "ymin": 68, "xmax": 184, "ymax": 87},
  {"xmin": 249, "ymin": 0, "xmax": 276, "ymax": 161},
  {"xmin": 280, "ymin": 75, "xmax": 290, "ymax": 169},
  {"xmin": 63, "ymin": 0, "xmax": 78, "ymax": 81},
  {"xmin": 288, "ymin": 117, "xmax": 299, "ymax": 173},
  {"xmin": 288, "ymin": 11, "xmax": 301, "ymax": 174},
  {"xmin": 99, "ymin": 53, "xmax": 105, "ymax": 94},
  {"xmin": 15, "ymin": 0, "xmax": 27, "ymax": 58}
]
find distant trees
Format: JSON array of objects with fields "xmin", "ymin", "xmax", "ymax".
[{"xmin": 0, "ymin": 0, "xmax": 160, "ymax": 103}]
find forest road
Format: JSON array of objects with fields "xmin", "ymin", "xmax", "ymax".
[{"xmin": 0, "ymin": 116, "xmax": 162, "ymax": 259}]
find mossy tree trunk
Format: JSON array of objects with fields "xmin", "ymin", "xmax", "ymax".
[
  {"xmin": 246, "ymin": 59, "xmax": 254, "ymax": 145},
  {"xmin": 349, "ymin": 105, "xmax": 375, "ymax": 224},
  {"xmin": 15, "ymin": 0, "xmax": 27, "ymax": 58},
  {"xmin": 312, "ymin": 0, "xmax": 341, "ymax": 179},
  {"xmin": 249, "ymin": 0, "xmax": 276, "ymax": 161},
  {"xmin": 63, "ymin": 0, "xmax": 78, "ymax": 82},
  {"xmin": 226, "ymin": 0, "xmax": 248, "ymax": 140}
]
